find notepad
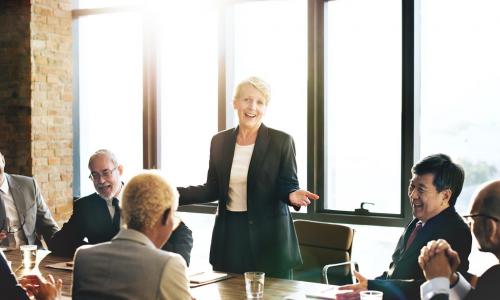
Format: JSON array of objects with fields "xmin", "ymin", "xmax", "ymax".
[
  {"xmin": 285, "ymin": 287, "xmax": 355, "ymax": 300},
  {"xmin": 46, "ymin": 261, "xmax": 74, "ymax": 271},
  {"xmin": 190, "ymin": 271, "xmax": 229, "ymax": 284}
]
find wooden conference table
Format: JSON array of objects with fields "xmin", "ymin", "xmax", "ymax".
[{"xmin": 5, "ymin": 250, "xmax": 334, "ymax": 299}]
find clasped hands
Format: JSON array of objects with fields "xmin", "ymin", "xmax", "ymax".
[{"xmin": 418, "ymin": 239, "xmax": 460, "ymax": 284}]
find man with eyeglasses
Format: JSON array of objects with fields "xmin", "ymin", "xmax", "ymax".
[
  {"xmin": 419, "ymin": 180, "xmax": 500, "ymax": 299},
  {"xmin": 0, "ymin": 150, "xmax": 59, "ymax": 249},
  {"xmin": 340, "ymin": 154, "xmax": 472, "ymax": 300},
  {"xmin": 50, "ymin": 149, "xmax": 193, "ymax": 267}
]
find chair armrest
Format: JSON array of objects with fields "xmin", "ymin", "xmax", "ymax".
[{"xmin": 322, "ymin": 261, "xmax": 358, "ymax": 285}]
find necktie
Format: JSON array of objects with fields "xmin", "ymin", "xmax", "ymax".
[
  {"xmin": 405, "ymin": 221, "xmax": 422, "ymax": 250},
  {"xmin": 112, "ymin": 198, "xmax": 121, "ymax": 231}
]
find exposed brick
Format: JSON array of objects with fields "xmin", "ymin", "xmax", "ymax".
[{"xmin": 0, "ymin": 0, "xmax": 73, "ymax": 223}]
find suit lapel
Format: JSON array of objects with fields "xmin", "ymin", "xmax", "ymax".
[
  {"xmin": 220, "ymin": 128, "xmax": 238, "ymax": 199},
  {"xmin": 6, "ymin": 174, "xmax": 28, "ymax": 224},
  {"xmin": 247, "ymin": 124, "xmax": 270, "ymax": 191}
]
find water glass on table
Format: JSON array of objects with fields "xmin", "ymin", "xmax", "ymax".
[
  {"xmin": 359, "ymin": 290, "xmax": 383, "ymax": 300},
  {"xmin": 244, "ymin": 271, "xmax": 265, "ymax": 299},
  {"xmin": 20, "ymin": 244, "xmax": 37, "ymax": 270}
]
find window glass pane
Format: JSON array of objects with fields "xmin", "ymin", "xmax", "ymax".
[
  {"xmin": 76, "ymin": 0, "xmax": 140, "ymax": 9},
  {"xmin": 231, "ymin": 0, "xmax": 308, "ymax": 191},
  {"xmin": 420, "ymin": 0, "xmax": 500, "ymax": 274},
  {"xmin": 159, "ymin": 1, "xmax": 218, "ymax": 187},
  {"xmin": 77, "ymin": 12, "xmax": 143, "ymax": 196},
  {"xmin": 325, "ymin": 0, "xmax": 402, "ymax": 214}
]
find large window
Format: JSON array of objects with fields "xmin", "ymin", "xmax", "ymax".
[
  {"xmin": 324, "ymin": 0, "xmax": 402, "ymax": 215},
  {"xmin": 72, "ymin": 0, "xmax": 500, "ymax": 229},
  {"xmin": 419, "ymin": 0, "xmax": 500, "ymax": 275},
  {"xmin": 75, "ymin": 11, "xmax": 143, "ymax": 196},
  {"xmin": 158, "ymin": 1, "xmax": 219, "ymax": 187},
  {"xmin": 419, "ymin": 0, "xmax": 500, "ymax": 215},
  {"xmin": 230, "ymin": 0, "xmax": 308, "ymax": 191}
]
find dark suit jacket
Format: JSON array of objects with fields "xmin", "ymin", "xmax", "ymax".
[
  {"xmin": 50, "ymin": 193, "xmax": 120, "ymax": 257},
  {"xmin": 3, "ymin": 174, "xmax": 59, "ymax": 247},
  {"xmin": 50, "ymin": 193, "xmax": 193, "ymax": 265},
  {"xmin": 430, "ymin": 264, "xmax": 500, "ymax": 300},
  {"xmin": 368, "ymin": 207, "xmax": 472, "ymax": 300},
  {"xmin": 465, "ymin": 263, "xmax": 500, "ymax": 300},
  {"xmin": 0, "ymin": 254, "xmax": 29, "ymax": 300},
  {"xmin": 178, "ymin": 124, "xmax": 302, "ymax": 273}
]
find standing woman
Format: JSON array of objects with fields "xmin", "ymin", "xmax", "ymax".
[{"xmin": 178, "ymin": 77, "xmax": 319, "ymax": 279}]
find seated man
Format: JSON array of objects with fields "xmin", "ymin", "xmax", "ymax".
[
  {"xmin": 50, "ymin": 149, "xmax": 193, "ymax": 265},
  {"xmin": 340, "ymin": 154, "xmax": 472, "ymax": 300},
  {"xmin": 72, "ymin": 172, "xmax": 192, "ymax": 300},
  {"xmin": 419, "ymin": 180, "xmax": 500, "ymax": 299},
  {"xmin": 0, "ymin": 150, "xmax": 59, "ymax": 249}
]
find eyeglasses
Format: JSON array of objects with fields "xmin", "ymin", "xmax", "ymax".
[
  {"xmin": 463, "ymin": 213, "xmax": 500, "ymax": 226},
  {"xmin": 89, "ymin": 167, "xmax": 117, "ymax": 181},
  {"xmin": 1, "ymin": 217, "xmax": 25, "ymax": 234}
]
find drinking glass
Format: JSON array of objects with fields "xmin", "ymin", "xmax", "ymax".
[
  {"xmin": 20, "ymin": 244, "xmax": 37, "ymax": 270},
  {"xmin": 244, "ymin": 271, "xmax": 265, "ymax": 299},
  {"xmin": 360, "ymin": 290, "xmax": 383, "ymax": 300}
]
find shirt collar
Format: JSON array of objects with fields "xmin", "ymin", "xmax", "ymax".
[
  {"xmin": 112, "ymin": 228, "xmax": 156, "ymax": 249},
  {"xmin": 0, "ymin": 175, "xmax": 9, "ymax": 194}
]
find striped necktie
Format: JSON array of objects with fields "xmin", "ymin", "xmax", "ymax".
[{"xmin": 405, "ymin": 221, "xmax": 423, "ymax": 250}]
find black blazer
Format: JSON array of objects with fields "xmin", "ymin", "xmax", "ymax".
[
  {"xmin": 430, "ymin": 264, "xmax": 500, "ymax": 300},
  {"xmin": 0, "ymin": 254, "xmax": 29, "ymax": 300},
  {"xmin": 178, "ymin": 124, "xmax": 302, "ymax": 273},
  {"xmin": 49, "ymin": 193, "xmax": 120, "ymax": 257},
  {"xmin": 50, "ymin": 193, "xmax": 193, "ymax": 265},
  {"xmin": 465, "ymin": 264, "xmax": 500, "ymax": 300},
  {"xmin": 368, "ymin": 207, "xmax": 472, "ymax": 300}
]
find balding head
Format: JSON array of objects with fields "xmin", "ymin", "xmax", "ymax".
[
  {"xmin": 471, "ymin": 180, "xmax": 500, "ymax": 219},
  {"xmin": 468, "ymin": 180, "xmax": 500, "ymax": 257}
]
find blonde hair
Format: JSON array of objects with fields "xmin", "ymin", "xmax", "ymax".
[
  {"xmin": 121, "ymin": 172, "xmax": 179, "ymax": 231},
  {"xmin": 233, "ymin": 76, "xmax": 271, "ymax": 105}
]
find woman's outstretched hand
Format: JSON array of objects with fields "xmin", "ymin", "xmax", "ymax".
[{"xmin": 289, "ymin": 190, "xmax": 320, "ymax": 207}]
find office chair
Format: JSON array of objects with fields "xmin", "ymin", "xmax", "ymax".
[{"xmin": 292, "ymin": 219, "xmax": 355, "ymax": 284}]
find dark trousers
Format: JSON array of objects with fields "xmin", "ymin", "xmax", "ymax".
[{"xmin": 220, "ymin": 211, "xmax": 292, "ymax": 279}]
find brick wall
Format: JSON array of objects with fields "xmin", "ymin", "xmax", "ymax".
[
  {"xmin": 0, "ymin": 0, "xmax": 32, "ymax": 175},
  {"xmin": 0, "ymin": 0, "xmax": 73, "ymax": 222}
]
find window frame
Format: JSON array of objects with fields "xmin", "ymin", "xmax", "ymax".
[{"xmin": 72, "ymin": 0, "xmax": 416, "ymax": 226}]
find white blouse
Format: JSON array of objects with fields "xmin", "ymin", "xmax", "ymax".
[{"xmin": 227, "ymin": 143, "xmax": 255, "ymax": 211}]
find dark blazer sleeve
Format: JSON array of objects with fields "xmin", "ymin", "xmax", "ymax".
[
  {"xmin": 466, "ymin": 264, "xmax": 500, "ymax": 300},
  {"xmin": 161, "ymin": 221, "xmax": 193, "ymax": 266},
  {"xmin": 277, "ymin": 133, "xmax": 300, "ymax": 210},
  {"xmin": 49, "ymin": 200, "xmax": 88, "ymax": 257},
  {"xmin": 0, "ymin": 255, "xmax": 30, "ymax": 300}
]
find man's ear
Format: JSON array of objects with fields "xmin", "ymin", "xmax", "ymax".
[
  {"xmin": 441, "ymin": 189, "xmax": 452, "ymax": 206},
  {"xmin": 117, "ymin": 164, "xmax": 124, "ymax": 176},
  {"xmin": 486, "ymin": 219, "xmax": 498, "ymax": 244},
  {"xmin": 161, "ymin": 208, "xmax": 171, "ymax": 226}
]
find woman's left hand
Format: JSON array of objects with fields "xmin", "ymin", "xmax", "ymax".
[{"xmin": 289, "ymin": 190, "xmax": 320, "ymax": 207}]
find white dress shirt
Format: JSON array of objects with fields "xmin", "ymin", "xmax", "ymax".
[
  {"xmin": 420, "ymin": 273, "xmax": 471, "ymax": 300},
  {"xmin": 0, "ymin": 178, "xmax": 27, "ymax": 247}
]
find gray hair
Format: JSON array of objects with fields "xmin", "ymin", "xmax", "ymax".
[{"xmin": 88, "ymin": 149, "xmax": 119, "ymax": 169}]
